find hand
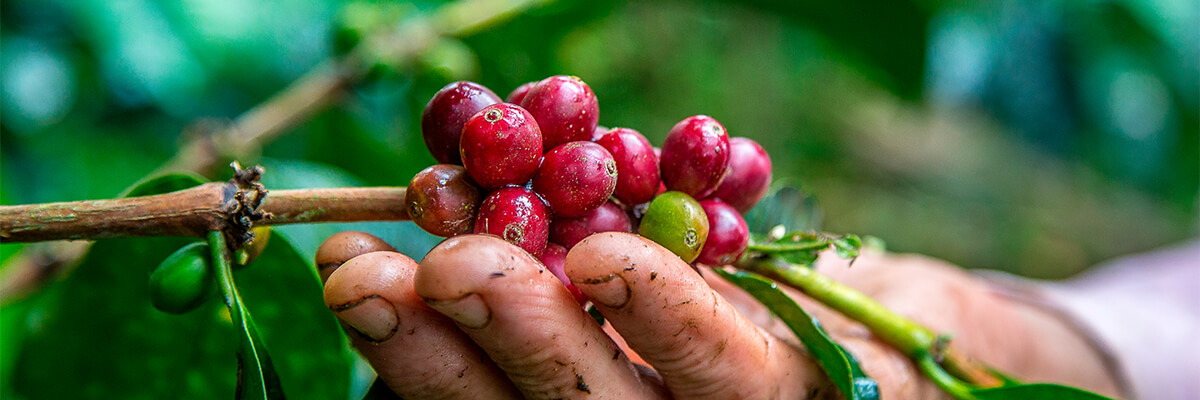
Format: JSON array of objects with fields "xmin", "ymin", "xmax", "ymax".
[{"xmin": 322, "ymin": 232, "xmax": 1121, "ymax": 399}]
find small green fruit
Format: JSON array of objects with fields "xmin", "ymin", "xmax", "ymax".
[
  {"xmin": 638, "ymin": 191, "xmax": 709, "ymax": 263},
  {"xmin": 150, "ymin": 242, "xmax": 216, "ymax": 315},
  {"xmin": 235, "ymin": 226, "xmax": 272, "ymax": 266}
]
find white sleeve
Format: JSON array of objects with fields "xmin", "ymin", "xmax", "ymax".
[{"xmin": 982, "ymin": 241, "xmax": 1200, "ymax": 400}]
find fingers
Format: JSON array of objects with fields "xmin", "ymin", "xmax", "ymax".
[
  {"xmin": 706, "ymin": 257, "xmax": 941, "ymax": 399},
  {"xmin": 415, "ymin": 234, "xmax": 667, "ymax": 400},
  {"xmin": 323, "ymin": 251, "xmax": 521, "ymax": 399},
  {"xmin": 315, "ymin": 231, "xmax": 396, "ymax": 283},
  {"xmin": 565, "ymin": 232, "xmax": 830, "ymax": 399}
]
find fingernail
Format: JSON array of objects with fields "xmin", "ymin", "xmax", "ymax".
[
  {"xmin": 331, "ymin": 295, "xmax": 399, "ymax": 343},
  {"xmin": 577, "ymin": 274, "xmax": 631, "ymax": 308},
  {"xmin": 424, "ymin": 293, "xmax": 491, "ymax": 329}
]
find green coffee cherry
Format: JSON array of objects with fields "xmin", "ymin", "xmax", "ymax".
[
  {"xmin": 638, "ymin": 191, "xmax": 710, "ymax": 263},
  {"xmin": 234, "ymin": 226, "xmax": 272, "ymax": 266},
  {"xmin": 150, "ymin": 242, "xmax": 216, "ymax": 315}
]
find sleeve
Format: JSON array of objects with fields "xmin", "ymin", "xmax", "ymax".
[{"xmin": 981, "ymin": 241, "xmax": 1200, "ymax": 400}]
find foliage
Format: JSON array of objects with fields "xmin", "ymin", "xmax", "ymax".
[
  {"xmin": 715, "ymin": 268, "xmax": 879, "ymax": 400},
  {"xmin": 1, "ymin": 0, "xmax": 1194, "ymax": 398}
]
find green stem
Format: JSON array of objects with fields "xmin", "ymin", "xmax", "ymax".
[
  {"xmin": 739, "ymin": 256, "xmax": 937, "ymax": 356},
  {"xmin": 738, "ymin": 255, "xmax": 1004, "ymax": 390},
  {"xmin": 207, "ymin": 231, "xmax": 236, "ymax": 309},
  {"xmin": 746, "ymin": 238, "xmax": 830, "ymax": 253},
  {"xmin": 208, "ymin": 230, "xmax": 281, "ymax": 398},
  {"xmin": 917, "ymin": 355, "xmax": 977, "ymax": 400}
]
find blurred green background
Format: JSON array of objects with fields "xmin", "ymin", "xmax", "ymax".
[
  {"xmin": 1, "ymin": 0, "xmax": 1196, "ymax": 398},
  {"xmin": 4, "ymin": 0, "xmax": 1195, "ymax": 277}
]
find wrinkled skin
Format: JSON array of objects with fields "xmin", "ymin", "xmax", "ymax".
[{"xmin": 324, "ymin": 233, "xmax": 1122, "ymax": 399}]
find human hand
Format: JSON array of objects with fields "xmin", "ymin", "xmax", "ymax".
[{"xmin": 322, "ymin": 232, "xmax": 1121, "ymax": 399}]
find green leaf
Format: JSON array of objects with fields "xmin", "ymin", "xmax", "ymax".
[
  {"xmin": 0, "ymin": 298, "xmax": 34, "ymax": 399},
  {"xmin": 235, "ymin": 229, "xmax": 355, "ymax": 400},
  {"xmin": 121, "ymin": 172, "xmax": 208, "ymax": 198},
  {"xmin": 774, "ymin": 249, "xmax": 820, "ymax": 266},
  {"xmin": 747, "ymin": 231, "xmax": 827, "ymax": 266},
  {"xmin": 832, "ymin": 234, "xmax": 863, "ymax": 261},
  {"xmin": 13, "ymin": 236, "xmax": 239, "ymax": 400},
  {"xmin": 208, "ymin": 231, "xmax": 286, "ymax": 400},
  {"xmin": 743, "ymin": 183, "xmax": 823, "ymax": 235},
  {"xmin": 713, "ymin": 269, "xmax": 879, "ymax": 400},
  {"xmin": 972, "ymin": 383, "xmax": 1117, "ymax": 400}
]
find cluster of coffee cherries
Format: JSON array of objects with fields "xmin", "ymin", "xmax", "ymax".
[{"xmin": 406, "ymin": 76, "xmax": 772, "ymax": 303}]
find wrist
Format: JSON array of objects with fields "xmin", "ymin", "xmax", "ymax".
[{"xmin": 979, "ymin": 272, "xmax": 1128, "ymax": 398}]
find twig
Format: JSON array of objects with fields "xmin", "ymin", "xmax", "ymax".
[
  {"xmin": 0, "ymin": 0, "xmax": 548, "ymax": 303},
  {"xmin": 0, "ymin": 184, "xmax": 409, "ymax": 244},
  {"xmin": 736, "ymin": 256, "xmax": 1003, "ymax": 388}
]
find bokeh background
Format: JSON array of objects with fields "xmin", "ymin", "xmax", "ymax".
[
  {"xmin": 1, "ymin": 0, "xmax": 1197, "ymax": 398},
  {"xmin": 4, "ymin": 0, "xmax": 1195, "ymax": 277}
]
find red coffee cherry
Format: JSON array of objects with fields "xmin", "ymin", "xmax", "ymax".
[
  {"xmin": 406, "ymin": 164, "xmax": 482, "ymax": 237},
  {"xmin": 532, "ymin": 141, "xmax": 617, "ymax": 217},
  {"xmin": 695, "ymin": 199, "xmax": 749, "ymax": 266},
  {"xmin": 474, "ymin": 187, "xmax": 551, "ymax": 256},
  {"xmin": 549, "ymin": 200, "xmax": 632, "ymax": 249},
  {"xmin": 506, "ymin": 81, "xmax": 535, "ymax": 104},
  {"xmin": 660, "ymin": 115, "xmax": 731, "ymax": 199},
  {"xmin": 590, "ymin": 125, "xmax": 610, "ymax": 141},
  {"xmin": 653, "ymin": 146, "xmax": 666, "ymax": 196},
  {"xmin": 710, "ymin": 137, "xmax": 772, "ymax": 213},
  {"xmin": 421, "ymin": 81, "xmax": 501, "ymax": 164},
  {"xmin": 595, "ymin": 127, "xmax": 660, "ymax": 206},
  {"xmin": 538, "ymin": 243, "xmax": 588, "ymax": 305},
  {"xmin": 520, "ymin": 75, "xmax": 599, "ymax": 152},
  {"xmin": 459, "ymin": 103, "xmax": 543, "ymax": 189}
]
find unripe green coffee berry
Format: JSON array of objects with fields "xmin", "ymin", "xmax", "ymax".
[
  {"xmin": 235, "ymin": 226, "xmax": 272, "ymax": 266},
  {"xmin": 149, "ymin": 242, "xmax": 216, "ymax": 315},
  {"xmin": 638, "ymin": 191, "xmax": 709, "ymax": 263}
]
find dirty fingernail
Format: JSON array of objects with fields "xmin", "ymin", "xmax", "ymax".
[
  {"xmin": 577, "ymin": 274, "xmax": 631, "ymax": 308},
  {"xmin": 424, "ymin": 293, "xmax": 491, "ymax": 329},
  {"xmin": 331, "ymin": 295, "xmax": 399, "ymax": 343}
]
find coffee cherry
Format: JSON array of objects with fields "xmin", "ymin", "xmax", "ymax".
[
  {"xmin": 460, "ymin": 103, "xmax": 543, "ymax": 189},
  {"xmin": 696, "ymin": 200, "xmax": 749, "ymax": 265},
  {"xmin": 532, "ymin": 141, "xmax": 617, "ymax": 217},
  {"xmin": 150, "ymin": 242, "xmax": 215, "ymax": 314},
  {"xmin": 710, "ymin": 137, "xmax": 772, "ymax": 213},
  {"xmin": 638, "ymin": 191, "xmax": 709, "ymax": 263},
  {"xmin": 235, "ymin": 226, "xmax": 272, "ymax": 265},
  {"xmin": 474, "ymin": 187, "xmax": 551, "ymax": 256},
  {"xmin": 550, "ymin": 200, "xmax": 631, "ymax": 249},
  {"xmin": 653, "ymin": 146, "xmax": 667, "ymax": 196},
  {"xmin": 520, "ymin": 75, "xmax": 599, "ymax": 152},
  {"xmin": 591, "ymin": 125, "xmax": 610, "ymax": 141},
  {"xmin": 316, "ymin": 231, "xmax": 396, "ymax": 283},
  {"xmin": 406, "ymin": 164, "xmax": 482, "ymax": 237},
  {"xmin": 538, "ymin": 243, "xmax": 588, "ymax": 305},
  {"xmin": 660, "ymin": 115, "xmax": 731, "ymax": 199},
  {"xmin": 506, "ymin": 81, "xmax": 535, "ymax": 104},
  {"xmin": 595, "ymin": 127, "xmax": 660, "ymax": 205},
  {"xmin": 421, "ymin": 81, "xmax": 502, "ymax": 164}
]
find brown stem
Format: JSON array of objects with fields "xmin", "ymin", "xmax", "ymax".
[
  {"xmin": 1, "ymin": 0, "xmax": 545, "ymax": 303},
  {"xmin": 1, "ymin": 183, "xmax": 233, "ymax": 242},
  {"xmin": 0, "ymin": 185, "xmax": 408, "ymax": 244},
  {"xmin": 260, "ymin": 187, "xmax": 409, "ymax": 225}
]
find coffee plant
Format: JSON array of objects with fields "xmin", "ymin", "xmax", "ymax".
[{"xmin": 4, "ymin": 0, "xmax": 1161, "ymax": 399}]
